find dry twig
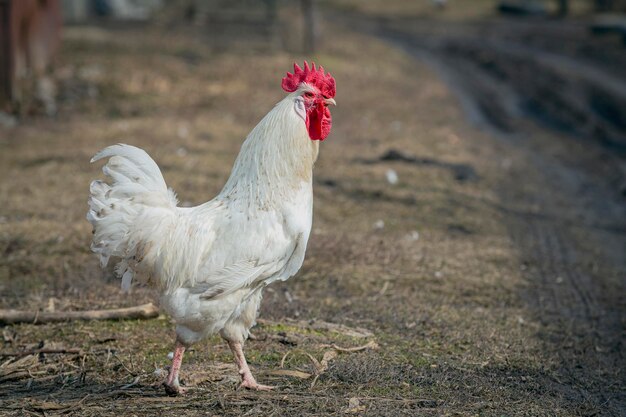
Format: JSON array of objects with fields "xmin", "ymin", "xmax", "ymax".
[
  {"xmin": 0, "ymin": 348, "xmax": 83, "ymax": 357},
  {"xmin": 0, "ymin": 303, "xmax": 159, "ymax": 325},
  {"xmin": 276, "ymin": 341, "xmax": 380, "ymax": 386}
]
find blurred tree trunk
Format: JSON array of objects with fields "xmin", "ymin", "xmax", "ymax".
[
  {"xmin": 265, "ymin": 0, "xmax": 277, "ymax": 24},
  {"xmin": 595, "ymin": 0, "xmax": 614, "ymax": 11},
  {"xmin": 595, "ymin": 0, "xmax": 626, "ymax": 12},
  {"xmin": 264, "ymin": 0, "xmax": 279, "ymax": 48},
  {"xmin": 301, "ymin": 0, "xmax": 317, "ymax": 53},
  {"xmin": 557, "ymin": 0, "xmax": 569, "ymax": 15},
  {"xmin": 0, "ymin": 0, "xmax": 11, "ymax": 111}
]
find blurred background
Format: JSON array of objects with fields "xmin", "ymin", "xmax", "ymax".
[
  {"xmin": 2, "ymin": 0, "xmax": 626, "ymax": 152},
  {"xmin": 1, "ymin": 1, "xmax": 625, "ymax": 416}
]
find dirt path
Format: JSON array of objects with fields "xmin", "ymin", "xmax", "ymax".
[
  {"xmin": 340, "ymin": 11, "xmax": 626, "ymax": 414},
  {"xmin": 500, "ymin": 135, "xmax": 626, "ymax": 414},
  {"xmin": 338, "ymin": 13, "xmax": 626, "ymax": 154}
]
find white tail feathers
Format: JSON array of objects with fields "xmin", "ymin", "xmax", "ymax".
[
  {"xmin": 88, "ymin": 144, "xmax": 178, "ymax": 291},
  {"xmin": 91, "ymin": 145, "xmax": 170, "ymax": 196}
]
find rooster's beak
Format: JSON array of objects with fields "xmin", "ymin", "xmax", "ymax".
[{"xmin": 324, "ymin": 98, "xmax": 336, "ymax": 106}]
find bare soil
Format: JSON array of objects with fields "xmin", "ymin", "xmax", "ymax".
[{"xmin": 1, "ymin": 2, "xmax": 624, "ymax": 416}]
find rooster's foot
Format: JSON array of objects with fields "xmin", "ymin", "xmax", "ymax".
[
  {"xmin": 163, "ymin": 382, "xmax": 187, "ymax": 396},
  {"xmin": 239, "ymin": 377, "xmax": 274, "ymax": 391}
]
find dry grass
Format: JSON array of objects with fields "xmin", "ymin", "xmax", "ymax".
[{"xmin": 0, "ymin": 3, "xmax": 623, "ymax": 416}]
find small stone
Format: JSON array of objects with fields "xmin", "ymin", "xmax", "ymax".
[
  {"xmin": 345, "ymin": 397, "xmax": 365, "ymax": 414},
  {"xmin": 177, "ymin": 125, "xmax": 189, "ymax": 139},
  {"xmin": 385, "ymin": 169, "xmax": 398, "ymax": 185},
  {"xmin": 390, "ymin": 120, "xmax": 403, "ymax": 132}
]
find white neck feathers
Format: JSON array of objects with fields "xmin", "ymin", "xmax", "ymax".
[{"xmin": 218, "ymin": 94, "xmax": 319, "ymax": 206}]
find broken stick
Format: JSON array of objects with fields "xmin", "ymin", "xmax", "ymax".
[
  {"xmin": 1, "ymin": 348, "xmax": 83, "ymax": 357},
  {"xmin": 0, "ymin": 303, "xmax": 159, "ymax": 325}
]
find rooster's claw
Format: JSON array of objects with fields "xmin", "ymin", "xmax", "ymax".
[{"xmin": 163, "ymin": 382, "xmax": 187, "ymax": 396}]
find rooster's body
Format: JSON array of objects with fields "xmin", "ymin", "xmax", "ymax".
[{"xmin": 88, "ymin": 62, "xmax": 336, "ymax": 394}]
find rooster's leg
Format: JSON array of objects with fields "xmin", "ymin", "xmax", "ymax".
[
  {"xmin": 227, "ymin": 340, "xmax": 273, "ymax": 391},
  {"xmin": 163, "ymin": 340, "xmax": 186, "ymax": 396}
]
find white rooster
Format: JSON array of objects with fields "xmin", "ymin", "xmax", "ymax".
[{"xmin": 87, "ymin": 62, "xmax": 336, "ymax": 395}]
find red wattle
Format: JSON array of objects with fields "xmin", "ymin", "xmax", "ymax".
[{"xmin": 306, "ymin": 105, "xmax": 332, "ymax": 141}]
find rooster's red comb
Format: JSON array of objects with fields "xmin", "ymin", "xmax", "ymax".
[{"xmin": 281, "ymin": 61, "xmax": 336, "ymax": 98}]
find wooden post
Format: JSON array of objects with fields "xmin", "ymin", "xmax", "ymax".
[
  {"xmin": 301, "ymin": 0, "xmax": 317, "ymax": 53},
  {"xmin": 265, "ymin": 0, "xmax": 277, "ymax": 24},
  {"xmin": 0, "ymin": 0, "xmax": 13, "ymax": 112},
  {"xmin": 595, "ymin": 0, "xmax": 614, "ymax": 11}
]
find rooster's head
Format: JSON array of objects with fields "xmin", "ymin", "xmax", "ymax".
[{"xmin": 282, "ymin": 61, "xmax": 336, "ymax": 141}]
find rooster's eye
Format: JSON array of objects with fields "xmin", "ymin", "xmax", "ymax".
[{"xmin": 304, "ymin": 92, "xmax": 314, "ymax": 98}]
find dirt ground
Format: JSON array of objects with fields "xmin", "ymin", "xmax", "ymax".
[{"xmin": 1, "ymin": 2, "xmax": 625, "ymax": 416}]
